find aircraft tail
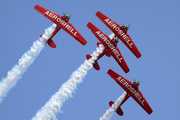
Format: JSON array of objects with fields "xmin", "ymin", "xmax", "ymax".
[
  {"xmin": 109, "ymin": 101, "xmax": 124, "ymax": 116},
  {"xmin": 47, "ymin": 39, "xmax": 56, "ymax": 48},
  {"xmin": 39, "ymin": 35, "xmax": 56, "ymax": 48},
  {"xmin": 97, "ymin": 42, "xmax": 111, "ymax": 58},
  {"xmin": 105, "ymin": 51, "xmax": 111, "ymax": 57},
  {"xmin": 97, "ymin": 42, "xmax": 102, "ymax": 47},
  {"xmin": 86, "ymin": 54, "xmax": 100, "ymax": 70}
]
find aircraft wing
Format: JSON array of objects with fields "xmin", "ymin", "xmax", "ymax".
[
  {"xmin": 96, "ymin": 11, "xmax": 141, "ymax": 58},
  {"xmin": 62, "ymin": 22, "xmax": 87, "ymax": 45},
  {"xmin": 34, "ymin": 5, "xmax": 87, "ymax": 45},
  {"xmin": 87, "ymin": 22, "xmax": 130, "ymax": 73},
  {"xmin": 107, "ymin": 69, "xmax": 153, "ymax": 115},
  {"xmin": 34, "ymin": 5, "xmax": 61, "ymax": 24}
]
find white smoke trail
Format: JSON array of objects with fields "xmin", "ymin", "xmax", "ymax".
[
  {"xmin": 100, "ymin": 91, "xmax": 127, "ymax": 120},
  {"xmin": 31, "ymin": 44, "xmax": 105, "ymax": 120},
  {"xmin": 0, "ymin": 24, "xmax": 56, "ymax": 103}
]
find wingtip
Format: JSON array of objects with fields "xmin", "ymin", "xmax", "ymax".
[
  {"xmin": 79, "ymin": 38, "xmax": 87, "ymax": 46},
  {"xmin": 107, "ymin": 69, "xmax": 113, "ymax": 74},
  {"xmin": 83, "ymin": 41, "xmax": 87, "ymax": 45},
  {"xmin": 87, "ymin": 22, "xmax": 92, "ymax": 27},
  {"xmin": 124, "ymin": 68, "xmax": 130, "ymax": 73},
  {"xmin": 34, "ymin": 4, "xmax": 39, "ymax": 9},
  {"xmin": 96, "ymin": 11, "xmax": 102, "ymax": 16},
  {"xmin": 137, "ymin": 53, "xmax": 142, "ymax": 59},
  {"xmin": 148, "ymin": 108, "xmax": 153, "ymax": 115}
]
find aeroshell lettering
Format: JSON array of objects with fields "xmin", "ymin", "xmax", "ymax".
[
  {"xmin": 117, "ymin": 76, "xmax": 145, "ymax": 105},
  {"xmin": 44, "ymin": 11, "xmax": 77, "ymax": 37},
  {"xmin": 104, "ymin": 19, "xmax": 133, "ymax": 48},
  {"xmin": 95, "ymin": 31, "xmax": 123, "ymax": 63}
]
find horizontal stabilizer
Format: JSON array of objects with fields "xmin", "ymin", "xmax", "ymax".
[
  {"xmin": 97, "ymin": 42, "xmax": 102, "ymax": 47},
  {"xmin": 48, "ymin": 39, "xmax": 56, "ymax": 48},
  {"xmin": 93, "ymin": 61, "xmax": 100, "ymax": 70},
  {"xmin": 109, "ymin": 101, "xmax": 114, "ymax": 107},
  {"xmin": 106, "ymin": 52, "xmax": 111, "ymax": 57},
  {"xmin": 86, "ymin": 54, "xmax": 92, "ymax": 60},
  {"xmin": 109, "ymin": 101, "xmax": 124, "ymax": 116},
  {"xmin": 86, "ymin": 54, "xmax": 100, "ymax": 70}
]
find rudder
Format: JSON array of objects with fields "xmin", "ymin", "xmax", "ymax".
[
  {"xmin": 86, "ymin": 54, "xmax": 100, "ymax": 70},
  {"xmin": 48, "ymin": 39, "xmax": 56, "ymax": 48},
  {"xmin": 109, "ymin": 101, "xmax": 124, "ymax": 116}
]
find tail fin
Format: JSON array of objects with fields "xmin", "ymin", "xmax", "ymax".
[
  {"xmin": 109, "ymin": 101, "xmax": 124, "ymax": 116},
  {"xmin": 48, "ymin": 39, "xmax": 56, "ymax": 48},
  {"xmin": 106, "ymin": 52, "xmax": 111, "ymax": 57},
  {"xmin": 86, "ymin": 54, "xmax": 92, "ymax": 60},
  {"xmin": 93, "ymin": 61, "xmax": 100, "ymax": 70},
  {"xmin": 40, "ymin": 35, "xmax": 56, "ymax": 48},
  {"xmin": 97, "ymin": 42, "xmax": 111, "ymax": 57},
  {"xmin": 86, "ymin": 54, "xmax": 100, "ymax": 70},
  {"xmin": 97, "ymin": 42, "xmax": 102, "ymax": 47}
]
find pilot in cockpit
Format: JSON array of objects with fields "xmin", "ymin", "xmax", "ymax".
[{"xmin": 61, "ymin": 13, "xmax": 70, "ymax": 22}]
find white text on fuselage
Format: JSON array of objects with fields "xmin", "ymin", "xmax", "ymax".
[
  {"xmin": 116, "ymin": 76, "xmax": 145, "ymax": 105},
  {"xmin": 44, "ymin": 11, "xmax": 77, "ymax": 37},
  {"xmin": 104, "ymin": 19, "xmax": 133, "ymax": 48},
  {"xmin": 95, "ymin": 31, "xmax": 123, "ymax": 63}
]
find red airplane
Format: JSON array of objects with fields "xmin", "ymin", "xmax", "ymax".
[
  {"xmin": 34, "ymin": 5, "xmax": 87, "ymax": 48},
  {"xmin": 86, "ymin": 22, "xmax": 130, "ymax": 73},
  {"xmin": 107, "ymin": 69, "xmax": 153, "ymax": 116},
  {"xmin": 96, "ymin": 11, "xmax": 141, "ymax": 58}
]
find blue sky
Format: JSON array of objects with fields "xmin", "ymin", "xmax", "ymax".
[{"xmin": 0, "ymin": 0, "xmax": 180, "ymax": 119}]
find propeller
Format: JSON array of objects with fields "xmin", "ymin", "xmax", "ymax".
[
  {"xmin": 133, "ymin": 78, "xmax": 143, "ymax": 85},
  {"xmin": 62, "ymin": 12, "xmax": 73, "ymax": 18}
]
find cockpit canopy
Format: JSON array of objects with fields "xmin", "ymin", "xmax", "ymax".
[
  {"xmin": 64, "ymin": 13, "xmax": 70, "ymax": 19},
  {"xmin": 112, "ymin": 36, "xmax": 119, "ymax": 43},
  {"xmin": 122, "ymin": 24, "xmax": 129, "ymax": 30},
  {"xmin": 133, "ymin": 80, "xmax": 140, "ymax": 86}
]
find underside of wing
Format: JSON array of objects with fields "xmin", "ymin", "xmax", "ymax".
[
  {"xmin": 34, "ymin": 5, "xmax": 61, "ymax": 24},
  {"xmin": 107, "ymin": 69, "xmax": 124, "ymax": 83},
  {"xmin": 96, "ymin": 11, "xmax": 141, "ymax": 58},
  {"xmin": 107, "ymin": 69, "xmax": 153, "ymax": 115},
  {"xmin": 110, "ymin": 47, "xmax": 130, "ymax": 73},
  {"xmin": 87, "ymin": 22, "xmax": 129, "ymax": 73},
  {"xmin": 61, "ymin": 22, "xmax": 87, "ymax": 45},
  {"xmin": 34, "ymin": 5, "xmax": 48, "ymax": 15},
  {"xmin": 87, "ymin": 22, "xmax": 104, "ymax": 43},
  {"xmin": 135, "ymin": 91, "xmax": 153, "ymax": 115},
  {"xmin": 35, "ymin": 5, "xmax": 87, "ymax": 46}
]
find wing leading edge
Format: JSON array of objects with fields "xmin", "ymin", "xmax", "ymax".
[
  {"xmin": 107, "ymin": 69, "xmax": 153, "ymax": 115},
  {"xmin": 96, "ymin": 11, "xmax": 141, "ymax": 58},
  {"xmin": 87, "ymin": 22, "xmax": 130, "ymax": 73}
]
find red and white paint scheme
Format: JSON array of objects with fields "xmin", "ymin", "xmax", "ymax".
[
  {"xmin": 107, "ymin": 69, "xmax": 153, "ymax": 116},
  {"xmin": 86, "ymin": 22, "xmax": 130, "ymax": 73},
  {"xmin": 96, "ymin": 11, "xmax": 141, "ymax": 58},
  {"xmin": 34, "ymin": 5, "xmax": 87, "ymax": 48}
]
